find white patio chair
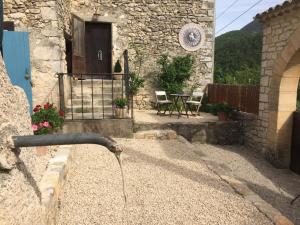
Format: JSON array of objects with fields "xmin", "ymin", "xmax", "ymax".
[
  {"xmin": 155, "ymin": 91, "xmax": 172, "ymax": 115},
  {"xmin": 186, "ymin": 91, "xmax": 204, "ymax": 116}
]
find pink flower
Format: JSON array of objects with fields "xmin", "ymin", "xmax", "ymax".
[
  {"xmin": 39, "ymin": 122, "xmax": 44, "ymax": 127},
  {"xmin": 32, "ymin": 124, "xmax": 38, "ymax": 131},
  {"xmin": 43, "ymin": 121, "xmax": 50, "ymax": 127}
]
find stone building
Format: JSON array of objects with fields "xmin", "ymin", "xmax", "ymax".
[
  {"xmin": 247, "ymin": 0, "xmax": 300, "ymax": 168},
  {"xmin": 3, "ymin": 0, "xmax": 215, "ymax": 109}
]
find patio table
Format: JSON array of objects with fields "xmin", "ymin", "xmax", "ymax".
[{"xmin": 170, "ymin": 93, "xmax": 190, "ymax": 118}]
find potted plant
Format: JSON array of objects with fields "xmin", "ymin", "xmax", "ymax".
[
  {"xmin": 113, "ymin": 98, "xmax": 128, "ymax": 118},
  {"xmin": 113, "ymin": 60, "xmax": 123, "ymax": 80},
  {"xmin": 214, "ymin": 102, "xmax": 233, "ymax": 121}
]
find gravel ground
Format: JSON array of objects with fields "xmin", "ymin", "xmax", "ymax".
[
  {"xmin": 193, "ymin": 143, "xmax": 300, "ymax": 224},
  {"xmin": 57, "ymin": 139, "xmax": 272, "ymax": 225}
]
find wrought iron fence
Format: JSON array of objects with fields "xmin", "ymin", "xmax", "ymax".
[{"xmin": 57, "ymin": 72, "xmax": 132, "ymax": 120}]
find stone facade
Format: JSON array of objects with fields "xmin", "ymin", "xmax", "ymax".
[
  {"xmin": 252, "ymin": 2, "xmax": 300, "ymax": 167},
  {"xmin": 4, "ymin": 0, "xmax": 69, "ymax": 107},
  {"xmin": 3, "ymin": 0, "xmax": 215, "ymax": 109}
]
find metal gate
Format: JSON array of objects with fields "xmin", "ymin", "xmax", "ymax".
[
  {"xmin": 291, "ymin": 111, "xmax": 300, "ymax": 174},
  {"xmin": 2, "ymin": 31, "xmax": 32, "ymax": 112}
]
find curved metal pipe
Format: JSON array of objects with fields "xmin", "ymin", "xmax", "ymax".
[{"xmin": 12, "ymin": 133, "xmax": 123, "ymax": 154}]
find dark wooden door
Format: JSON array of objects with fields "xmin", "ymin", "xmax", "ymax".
[
  {"xmin": 291, "ymin": 112, "xmax": 300, "ymax": 174},
  {"xmin": 85, "ymin": 22, "xmax": 112, "ymax": 76},
  {"xmin": 72, "ymin": 15, "xmax": 86, "ymax": 74}
]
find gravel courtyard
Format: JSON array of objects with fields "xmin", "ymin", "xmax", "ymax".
[
  {"xmin": 57, "ymin": 139, "xmax": 272, "ymax": 225},
  {"xmin": 193, "ymin": 143, "xmax": 300, "ymax": 224}
]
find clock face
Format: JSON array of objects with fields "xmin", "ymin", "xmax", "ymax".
[{"xmin": 179, "ymin": 23, "xmax": 205, "ymax": 51}]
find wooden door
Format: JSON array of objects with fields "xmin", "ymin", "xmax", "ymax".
[
  {"xmin": 291, "ymin": 112, "xmax": 300, "ymax": 174},
  {"xmin": 72, "ymin": 15, "xmax": 86, "ymax": 74},
  {"xmin": 85, "ymin": 22, "xmax": 112, "ymax": 76},
  {"xmin": 3, "ymin": 31, "xmax": 33, "ymax": 112}
]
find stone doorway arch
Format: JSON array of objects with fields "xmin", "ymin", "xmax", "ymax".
[{"xmin": 265, "ymin": 26, "xmax": 300, "ymax": 168}]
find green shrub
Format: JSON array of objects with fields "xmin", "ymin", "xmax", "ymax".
[
  {"xmin": 201, "ymin": 103, "xmax": 217, "ymax": 115},
  {"xmin": 114, "ymin": 60, "xmax": 122, "ymax": 73},
  {"xmin": 214, "ymin": 102, "xmax": 234, "ymax": 117},
  {"xmin": 31, "ymin": 103, "xmax": 64, "ymax": 135},
  {"xmin": 114, "ymin": 98, "xmax": 128, "ymax": 108},
  {"xmin": 157, "ymin": 54, "xmax": 195, "ymax": 95},
  {"xmin": 129, "ymin": 72, "xmax": 145, "ymax": 96}
]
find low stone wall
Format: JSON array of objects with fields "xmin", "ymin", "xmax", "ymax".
[
  {"xmin": 63, "ymin": 119, "xmax": 134, "ymax": 138},
  {"xmin": 40, "ymin": 145, "xmax": 73, "ymax": 225},
  {"xmin": 134, "ymin": 121, "xmax": 243, "ymax": 145},
  {"xmin": 233, "ymin": 112, "xmax": 260, "ymax": 149}
]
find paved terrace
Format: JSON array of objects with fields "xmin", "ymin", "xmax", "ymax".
[{"xmin": 134, "ymin": 110, "xmax": 218, "ymax": 124}]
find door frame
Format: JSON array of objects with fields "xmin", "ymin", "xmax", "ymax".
[
  {"xmin": 291, "ymin": 111, "xmax": 300, "ymax": 174},
  {"xmin": 84, "ymin": 21, "xmax": 113, "ymax": 75}
]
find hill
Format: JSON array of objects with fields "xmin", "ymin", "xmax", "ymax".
[
  {"xmin": 214, "ymin": 20, "xmax": 262, "ymax": 85},
  {"xmin": 241, "ymin": 20, "xmax": 262, "ymax": 33}
]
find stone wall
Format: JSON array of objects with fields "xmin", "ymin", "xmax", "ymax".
[
  {"xmin": 0, "ymin": 56, "xmax": 46, "ymax": 224},
  {"xmin": 134, "ymin": 120, "xmax": 243, "ymax": 145},
  {"xmin": 252, "ymin": 8, "xmax": 300, "ymax": 166},
  {"xmin": 233, "ymin": 112, "xmax": 259, "ymax": 149},
  {"xmin": 3, "ymin": 0, "xmax": 68, "ymax": 107},
  {"xmin": 4, "ymin": 0, "xmax": 215, "ymax": 109},
  {"xmin": 71, "ymin": 0, "xmax": 215, "ymax": 108}
]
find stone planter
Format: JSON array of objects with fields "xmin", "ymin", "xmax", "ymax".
[
  {"xmin": 113, "ymin": 72, "xmax": 123, "ymax": 80},
  {"xmin": 114, "ymin": 107, "xmax": 127, "ymax": 118}
]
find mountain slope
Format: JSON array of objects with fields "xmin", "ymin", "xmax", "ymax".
[{"xmin": 214, "ymin": 20, "xmax": 262, "ymax": 85}]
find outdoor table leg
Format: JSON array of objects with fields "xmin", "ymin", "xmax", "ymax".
[
  {"xmin": 181, "ymin": 96, "xmax": 189, "ymax": 118},
  {"xmin": 170, "ymin": 96, "xmax": 180, "ymax": 117}
]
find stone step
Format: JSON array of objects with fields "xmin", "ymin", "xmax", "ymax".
[
  {"xmin": 65, "ymin": 106, "xmax": 113, "ymax": 114},
  {"xmin": 134, "ymin": 130, "xmax": 177, "ymax": 140},
  {"xmin": 72, "ymin": 80, "xmax": 124, "ymax": 87},
  {"xmin": 71, "ymin": 86, "xmax": 124, "ymax": 93},
  {"xmin": 71, "ymin": 93, "xmax": 124, "ymax": 99},
  {"xmin": 65, "ymin": 113, "xmax": 115, "ymax": 120},
  {"xmin": 67, "ymin": 98, "xmax": 113, "ymax": 106}
]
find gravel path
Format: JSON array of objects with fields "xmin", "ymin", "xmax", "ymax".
[
  {"xmin": 57, "ymin": 139, "xmax": 271, "ymax": 225},
  {"xmin": 193, "ymin": 143, "xmax": 300, "ymax": 224}
]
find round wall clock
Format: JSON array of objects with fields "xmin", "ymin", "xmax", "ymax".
[{"xmin": 179, "ymin": 23, "xmax": 205, "ymax": 51}]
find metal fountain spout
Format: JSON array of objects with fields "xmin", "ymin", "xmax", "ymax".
[{"xmin": 11, "ymin": 133, "xmax": 123, "ymax": 154}]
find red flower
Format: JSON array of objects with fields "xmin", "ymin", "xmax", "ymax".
[
  {"xmin": 33, "ymin": 105, "xmax": 41, "ymax": 112},
  {"xmin": 59, "ymin": 111, "xmax": 65, "ymax": 117},
  {"xmin": 44, "ymin": 103, "xmax": 53, "ymax": 110}
]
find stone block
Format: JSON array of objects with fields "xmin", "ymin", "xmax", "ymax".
[{"xmin": 41, "ymin": 7, "xmax": 57, "ymax": 20}]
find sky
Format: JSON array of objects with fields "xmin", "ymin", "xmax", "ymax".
[{"xmin": 216, "ymin": 0, "xmax": 286, "ymax": 36}]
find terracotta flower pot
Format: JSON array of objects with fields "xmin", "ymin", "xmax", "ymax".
[{"xmin": 218, "ymin": 112, "xmax": 229, "ymax": 121}]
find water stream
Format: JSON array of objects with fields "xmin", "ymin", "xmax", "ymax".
[{"xmin": 115, "ymin": 152, "xmax": 127, "ymax": 206}]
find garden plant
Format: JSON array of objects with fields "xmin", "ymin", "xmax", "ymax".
[{"xmin": 31, "ymin": 103, "xmax": 64, "ymax": 135}]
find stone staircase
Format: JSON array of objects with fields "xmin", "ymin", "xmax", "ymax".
[{"xmin": 65, "ymin": 79, "xmax": 125, "ymax": 120}]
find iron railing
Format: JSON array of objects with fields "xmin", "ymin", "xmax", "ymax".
[
  {"xmin": 57, "ymin": 50, "xmax": 132, "ymax": 120},
  {"xmin": 57, "ymin": 72, "xmax": 132, "ymax": 120}
]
